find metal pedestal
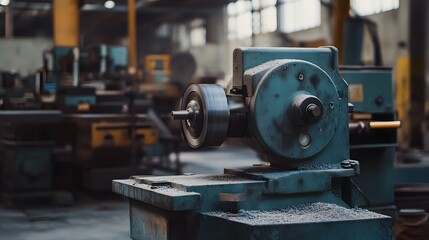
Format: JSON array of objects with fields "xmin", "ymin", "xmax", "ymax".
[{"xmin": 114, "ymin": 164, "xmax": 392, "ymax": 240}]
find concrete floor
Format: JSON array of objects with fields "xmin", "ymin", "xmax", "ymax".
[{"xmin": 0, "ymin": 142, "xmax": 260, "ymax": 240}]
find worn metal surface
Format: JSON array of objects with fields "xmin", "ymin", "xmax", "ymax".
[
  {"xmin": 130, "ymin": 200, "xmax": 169, "ymax": 240},
  {"xmin": 231, "ymin": 47, "xmax": 350, "ymax": 167},
  {"xmin": 233, "ymin": 47, "xmax": 341, "ymax": 91},
  {"xmin": 200, "ymin": 203, "xmax": 391, "ymax": 240},
  {"xmin": 113, "ymin": 178, "xmax": 202, "ymax": 211},
  {"xmin": 113, "ymin": 174, "xmax": 263, "ymax": 211},
  {"xmin": 113, "ymin": 162, "xmax": 364, "ymax": 213},
  {"xmin": 127, "ymin": 199, "xmax": 391, "ymax": 240},
  {"xmin": 129, "ymin": 199, "xmax": 194, "ymax": 240},
  {"xmin": 225, "ymin": 163, "xmax": 359, "ymax": 194},
  {"xmin": 249, "ymin": 59, "xmax": 340, "ymax": 160}
]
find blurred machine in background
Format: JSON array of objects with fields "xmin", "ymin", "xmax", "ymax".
[
  {"xmin": 0, "ymin": 43, "xmax": 189, "ymax": 199},
  {"xmin": 0, "ymin": 71, "xmax": 63, "ymax": 203},
  {"xmin": 114, "ymin": 47, "xmax": 391, "ymax": 240},
  {"xmin": 144, "ymin": 54, "xmax": 170, "ymax": 83},
  {"xmin": 139, "ymin": 52, "xmax": 197, "ymax": 142},
  {"xmin": 342, "ymin": 67, "xmax": 399, "ymax": 216},
  {"xmin": 0, "ymin": 71, "xmax": 40, "ymax": 110},
  {"xmin": 0, "ymin": 112, "xmax": 61, "ymax": 203},
  {"xmin": 69, "ymin": 113, "xmax": 156, "ymax": 191},
  {"xmin": 48, "ymin": 46, "xmax": 185, "ymax": 192}
]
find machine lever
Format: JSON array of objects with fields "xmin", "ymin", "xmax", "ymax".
[
  {"xmin": 349, "ymin": 120, "xmax": 401, "ymax": 132},
  {"xmin": 369, "ymin": 121, "xmax": 401, "ymax": 129}
]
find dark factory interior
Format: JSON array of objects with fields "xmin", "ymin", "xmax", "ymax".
[{"xmin": 0, "ymin": 0, "xmax": 427, "ymax": 239}]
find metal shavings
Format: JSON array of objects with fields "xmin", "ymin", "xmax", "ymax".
[
  {"xmin": 206, "ymin": 202, "xmax": 385, "ymax": 225},
  {"xmin": 297, "ymin": 164, "xmax": 341, "ymax": 171},
  {"xmin": 151, "ymin": 186, "xmax": 186, "ymax": 195},
  {"xmin": 205, "ymin": 175, "xmax": 246, "ymax": 181},
  {"xmin": 165, "ymin": 175, "xmax": 254, "ymax": 185}
]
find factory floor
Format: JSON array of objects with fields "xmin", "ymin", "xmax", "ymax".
[{"xmin": 0, "ymin": 141, "xmax": 260, "ymax": 240}]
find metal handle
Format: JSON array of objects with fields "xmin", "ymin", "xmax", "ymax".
[
  {"xmin": 349, "ymin": 120, "xmax": 401, "ymax": 132},
  {"xmin": 369, "ymin": 121, "xmax": 401, "ymax": 129}
]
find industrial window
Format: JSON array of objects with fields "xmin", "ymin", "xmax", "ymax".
[
  {"xmin": 351, "ymin": 0, "xmax": 399, "ymax": 16},
  {"xmin": 227, "ymin": 0, "xmax": 277, "ymax": 40},
  {"xmin": 254, "ymin": 0, "xmax": 277, "ymax": 33},
  {"xmin": 190, "ymin": 19, "xmax": 206, "ymax": 47},
  {"xmin": 227, "ymin": 1, "xmax": 253, "ymax": 39},
  {"xmin": 278, "ymin": 0, "xmax": 321, "ymax": 33}
]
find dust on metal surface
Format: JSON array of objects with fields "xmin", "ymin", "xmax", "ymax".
[
  {"xmin": 112, "ymin": 179, "xmax": 202, "ymax": 211},
  {"xmin": 205, "ymin": 202, "xmax": 388, "ymax": 225},
  {"xmin": 297, "ymin": 163, "xmax": 342, "ymax": 170},
  {"xmin": 132, "ymin": 174, "xmax": 262, "ymax": 186}
]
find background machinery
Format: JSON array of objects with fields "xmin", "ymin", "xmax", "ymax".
[{"xmin": 343, "ymin": 66, "xmax": 399, "ymax": 216}]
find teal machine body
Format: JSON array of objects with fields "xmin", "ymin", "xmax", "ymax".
[
  {"xmin": 113, "ymin": 47, "xmax": 391, "ymax": 240},
  {"xmin": 342, "ymin": 67, "xmax": 398, "ymax": 216}
]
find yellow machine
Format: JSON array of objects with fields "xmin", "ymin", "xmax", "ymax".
[
  {"xmin": 144, "ymin": 55, "xmax": 171, "ymax": 83},
  {"xmin": 73, "ymin": 114, "xmax": 157, "ymax": 163},
  {"xmin": 68, "ymin": 114, "xmax": 158, "ymax": 191},
  {"xmin": 91, "ymin": 121, "xmax": 157, "ymax": 148},
  {"xmin": 141, "ymin": 54, "xmax": 180, "ymax": 98}
]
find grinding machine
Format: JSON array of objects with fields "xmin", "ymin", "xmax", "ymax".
[{"xmin": 113, "ymin": 47, "xmax": 392, "ymax": 239}]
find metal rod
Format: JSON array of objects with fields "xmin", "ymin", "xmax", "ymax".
[
  {"xmin": 369, "ymin": 121, "xmax": 401, "ymax": 129},
  {"xmin": 72, "ymin": 47, "xmax": 79, "ymax": 87},
  {"xmin": 171, "ymin": 110, "xmax": 192, "ymax": 120},
  {"xmin": 5, "ymin": 5, "xmax": 13, "ymax": 38},
  {"xmin": 128, "ymin": 0, "xmax": 137, "ymax": 74},
  {"xmin": 349, "ymin": 121, "xmax": 401, "ymax": 132}
]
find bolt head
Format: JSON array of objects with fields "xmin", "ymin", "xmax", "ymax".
[
  {"xmin": 307, "ymin": 104, "xmax": 321, "ymax": 117},
  {"xmin": 298, "ymin": 133, "xmax": 311, "ymax": 148},
  {"xmin": 341, "ymin": 160, "xmax": 352, "ymax": 168}
]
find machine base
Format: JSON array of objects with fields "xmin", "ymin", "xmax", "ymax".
[
  {"xmin": 129, "ymin": 199, "xmax": 392, "ymax": 240},
  {"xmin": 114, "ymin": 165, "xmax": 392, "ymax": 240}
]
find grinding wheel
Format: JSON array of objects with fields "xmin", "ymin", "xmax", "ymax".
[{"xmin": 172, "ymin": 84, "xmax": 229, "ymax": 148}]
